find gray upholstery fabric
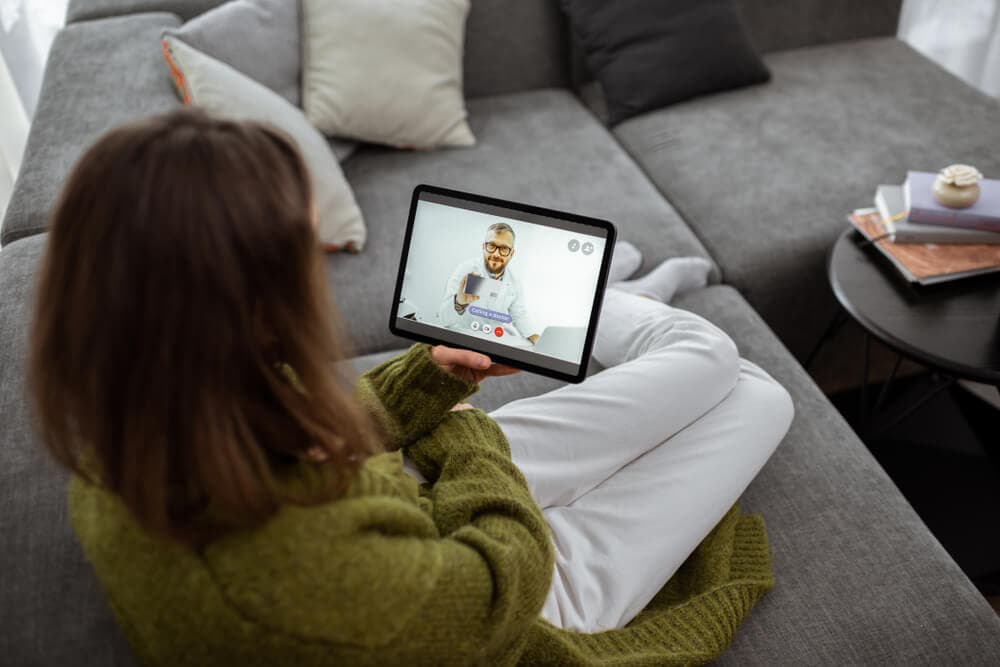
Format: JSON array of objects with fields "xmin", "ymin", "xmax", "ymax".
[
  {"xmin": 66, "ymin": 0, "xmax": 223, "ymax": 22},
  {"xmin": 165, "ymin": 0, "xmax": 301, "ymax": 106},
  {"xmin": 569, "ymin": 0, "xmax": 902, "ymax": 88},
  {"xmin": 0, "ymin": 236, "xmax": 138, "ymax": 667},
  {"xmin": 735, "ymin": 0, "xmax": 902, "ymax": 54},
  {"xmin": 1, "ymin": 13, "xmax": 182, "ymax": 246},
  {"xmin": 463, "ymin": 0, "xmax": 570, "ymax": 99},
  {"xmin": 613, "ymin": 38, "xmax": 1000, "ymax": 361},
  {"xmin": 68, "ymin": 0, "xmax": 572, "ymax": 100},
  {"xmin": 329, "ymin": 88, "xmax": 717, "ymax": 358},
  {"xmin": 671, "ymin": 286, "xmax": 1000, "ymax": 664},
  {"xmin": 351, "ymin": 285, "xmax": 1000, "ymax": 663}
]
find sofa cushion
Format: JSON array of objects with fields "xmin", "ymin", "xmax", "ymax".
[
  {"xmin": 329, "ymin": 88, "xmax": 718, "ymax": 357},
  {"xmin": 0, "ymin": 236, "xmax": 138, "ymax": 667},
  {"xmin": 1, "ymin": 13, "xmax": 182, "ymax": 246},
  {"xmin": 613, "ymin": 38, "xmax": 1000, "ymax": 361},
  {"xmin": 352, "ymin": 284, "xmax": 1000, "ymax": 662}
]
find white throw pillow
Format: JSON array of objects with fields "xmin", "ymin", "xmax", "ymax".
[
  {"xmin": 161, "ymin": 35, "xmax": 366, "ymax": 252},
  {"xmin": 301, "ymin": 0, "xmax": 476, "ymax": 149}
]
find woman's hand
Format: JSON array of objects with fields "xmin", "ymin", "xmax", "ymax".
[{"xmin": 429, "ymin": 345, "xmax": 520, "ymax": 385}]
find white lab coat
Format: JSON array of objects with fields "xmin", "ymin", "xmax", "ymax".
[{"xmin": 437, "ymin": 257, "xmax": 537, "ymax": 338}]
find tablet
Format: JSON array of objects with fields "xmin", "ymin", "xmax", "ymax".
[{"xmin": 390, "ymin": 185, "xmax": 617, "ymax": 383}]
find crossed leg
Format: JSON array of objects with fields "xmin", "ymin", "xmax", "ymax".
[{"xmin": 488, "ymin": 288, "xmax": 794, "ymax": 631}]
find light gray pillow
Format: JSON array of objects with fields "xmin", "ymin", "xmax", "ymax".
[
  {"xmin": 301, "ymin": 0, "xmax": 475, "ymax": 150},
  {"xmin": 165, "ymin": 0, "xmax": 357, "ymax": 162},
  {"xmin": 162, "ymin": 35, "xmax": 367, "ymax": 252},
  {"xmin": 165, "ymin": 0, "xmax": 301, "ymax": 105}
]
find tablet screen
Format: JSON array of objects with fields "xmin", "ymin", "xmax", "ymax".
[{"xmin": 391, "ymin": 187, "xmax": 614, "ymax": 381}]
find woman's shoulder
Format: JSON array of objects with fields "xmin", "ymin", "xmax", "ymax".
[{"xmin": 70, "ymin": 452, "xmax": 435, "ymax": 547}]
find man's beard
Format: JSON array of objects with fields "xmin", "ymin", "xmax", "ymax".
[{"xmin": 484, "ymin": 258, "xmax": 505, "ymax": 277}]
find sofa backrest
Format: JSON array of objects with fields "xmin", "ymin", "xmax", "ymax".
[
  {"xmin": 66, "ymin": 0, "xmax": 901, "ymax": 96},
  {"xmin": 463, "ymin": 0, "xmax": 571, "ymax": 98},
  {"xmin": 735, "ymin": 0, "xmax": 903, "ymax": 54},
  {"xmin": 566, "ymin": 0, "xmax": 904, "ymax": 86},
  {"xmin": 66, "ymin": 0, "xmax": 573, "ymax": 100},
  {"xmin": 66, "ymin": 0, "xmax": 223, "ymax": 22},
  {"xmin": 0, "ymin": 236, "xmax": 141, "ymax": 667}
]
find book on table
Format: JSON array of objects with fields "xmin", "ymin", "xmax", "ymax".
[
  {"xmin": 874, "ymin": 184, "xmax": 1000, "ymax": 244},
  {"xmin": 847, "ymin": 209, "xmax": 1000, "ymax": 285},
  {"xmin": 903, "ymin": 170, "xmax": 1000, "ymax": 232}
]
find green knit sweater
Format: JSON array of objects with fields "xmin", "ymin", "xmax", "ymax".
[{"xmin": 69, "ymin": 344, "xmax": 774, "ymax": 666}]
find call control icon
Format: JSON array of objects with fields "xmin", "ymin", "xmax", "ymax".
[
  {"xmin": 493, "ymin": 326, "xmax": 504, "ymax": 338},
  {"xmin": 482, "ymin": 324, "xmax": 492, "ymax": 334},
  {"xmin": 470, "ymin": 321, "xmax": 480, "ymax": 331},
  {"xmin": 568, "ymin": 239, "xmax": 580, "ymax": 252},
  {"xmin": 581, "ymin": 242, "xmax": 594, "ymax": 255}
]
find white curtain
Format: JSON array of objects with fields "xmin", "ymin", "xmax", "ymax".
[
  {"xmin": 898, "ymin": 0, "xmax": 1000, "ymax": 97},
  {"xmin": 1, "ymin": 51, "xmax": 27, "ymax": 224},
  {"xmin": 0, "ymin": 0, "xmax": 66, "ymax": 228}
]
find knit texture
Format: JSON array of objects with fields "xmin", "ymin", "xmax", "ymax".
[{"xmin": 68, "ymin": 343, "xmax": 774, "ymax": 665}]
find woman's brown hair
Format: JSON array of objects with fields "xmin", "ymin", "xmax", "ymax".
[{"xmin": 29, "ymin": 108, "xmax": 382, "ymax": 546}]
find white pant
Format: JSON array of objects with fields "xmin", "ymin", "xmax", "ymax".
[{"xmin": 487, "ymin": 288, "xmax": 794, "ymax": 632}]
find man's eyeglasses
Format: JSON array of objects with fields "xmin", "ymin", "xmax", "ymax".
[{"xmin": 484, "ymin": 242, "xmax": 513, "ymax": 257}]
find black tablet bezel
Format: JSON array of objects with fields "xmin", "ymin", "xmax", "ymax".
[{"xmin": 389, "ymin": 184, "xmax": 617, "ymax": 384}]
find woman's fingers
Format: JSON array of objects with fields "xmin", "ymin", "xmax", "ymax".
[
  {"xmin": 430, "ymin": 345, "xmax": 521, "ymax": 383},
  {"xmin": 482, "ymin": 364, "xmax": 521, "ymax": 377},
  {"xmin": 430, "ymin": 345, "xmax": 491, "ymax": 371}
]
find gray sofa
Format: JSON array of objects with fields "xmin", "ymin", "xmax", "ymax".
[{"xmin": 2, "ymin": 1, "xmax": 999, "ymax": 664}]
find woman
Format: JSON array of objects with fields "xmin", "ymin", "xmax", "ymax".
[{"xmin": 29, "ymin": 109, "xmax": 793, "ymax": 665}]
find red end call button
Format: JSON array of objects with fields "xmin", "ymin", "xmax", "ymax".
[{"xmin": 493, "ymin": 326, "xmax": 504, "ymax": 338}]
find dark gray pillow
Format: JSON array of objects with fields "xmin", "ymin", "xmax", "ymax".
[
  {"xmin": 165, "ymin": 0, "xmax": 302, "ymax": 106},
  {"xmin": 559, "ymin": 0, "xmax": 771, "ymax": 126}
]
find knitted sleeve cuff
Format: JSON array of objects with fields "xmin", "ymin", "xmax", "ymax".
[
  {"xmin": 355, "ymin": 344, "xmax": 478, "ymax": 450},
  {"xmin": 405, "ymin": 407, "xmax": 513, "ymax": 485}
]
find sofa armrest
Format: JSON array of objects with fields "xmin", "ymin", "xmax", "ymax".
[
  {"xmin": 1, "ymin": 12, "xmax": 182, "ymax": 246},
  {"xmin": 736, "ymin": 0, "xmax": 903, "ymax": 54}
]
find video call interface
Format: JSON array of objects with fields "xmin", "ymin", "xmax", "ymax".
[{"xmin": 395, "ymin": 192, "xmax": 609, "ymax": 373}]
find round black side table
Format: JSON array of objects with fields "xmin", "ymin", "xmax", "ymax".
[{"xmin": 824, "ymin": 229, "xmax": 1000, "ymax": 434}]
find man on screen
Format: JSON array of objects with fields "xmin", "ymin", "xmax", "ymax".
[{"xmin": 438, "ymin": 222, "xmax": 540, "ymax": 343}]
